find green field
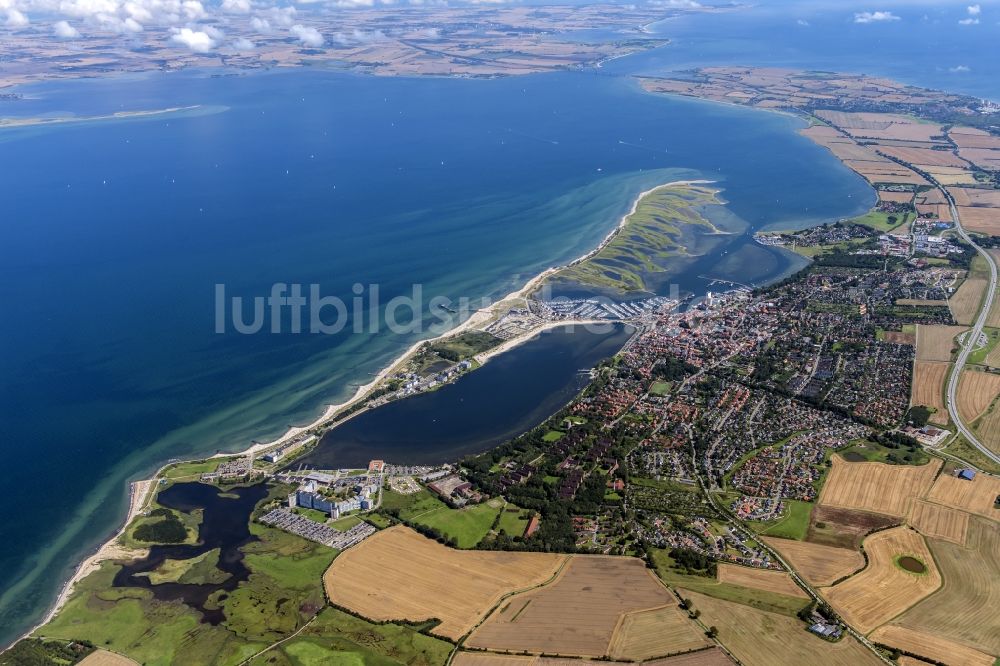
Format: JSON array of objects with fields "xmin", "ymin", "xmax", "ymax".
[
  {"xmin": 427, "ymin": 330, "xmax": 502, "ymax": 362},
  {"xmin": 496, "ymin": 506, "xmax": 531, "ymax": 537},
  {"xmin": 849, "ymin": 209, "xmax": 910, "ymax": 232},
  {"xmin": 542, "ymin": 430, "xmax": 565, "ymax": 442},
  {"xmin": 943, "ymin": 434, "xmax": 1000, "ymax": 475},
  {"xmin": 750, "ymin": 500, "xmax": 813, "ymax": 541},
  {"xmin": 651, "ymin": 550, "xmax": 808, "ymax": 616},
  {"xmin": 330, "ymin": 514, "xmax": 364, "ymax": 531},
  {"xmin": 968, "ymin": 327, "xmax": 1000, "ymax": 367},
  {"xmin": 247, "ymin": 607, "xmax": 453, "ymax": 666},
  {"xmin": 379, "ymin": 488, "xmax": 448, "ymax": 519},
  {"xmin": 649, "ymin": 380, "xmax": 672, "ymax": 396},
  {"xmin": 552, "ymin": 182, "xmax": 723, "ymax": 293},
  {"xmin": 837, "ymin": 440, "xmax": 930, "ymax": 466},
  {"xmin": 294, "ymin": 507, "xmax": 331, "ymax": 524},
  {"xmin": 162, "ymin": 458, "xmax": 223, "ymax": 480},
  {"xmin": 412, "ymin": 502, "xmax": 502, "ymax": 548},
  {"xmin": 379, "ymin": 489, "xmax": 501, "ymax": 547}
]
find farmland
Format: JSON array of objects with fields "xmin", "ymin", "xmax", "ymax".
[
  {"xmin": 888, "ymin": 517, "xmax": 1000, "ymax": 657},
  {"xmin": 715, "ymin": 564, "xmax": 807, "ymax": 599},
  {"xmin": 650, "ymin": 549, "xmax": 809, "ymax": 616},
  {"xmin": 869, "ymin": 625, "xmax": 995, "ymax": 666},
  {"xmin": 246, "ymin": 606, "xmax": 453, "ymax": 666},
  {"xmin": 817, "ymin": 457, "xmax": 941, "ymax": 518},
  {"xmin": 78, "ymin": 651, "xmax": 140, "ymax": 666},
  {"xmin": 451, "ymin": 650, "xmax": 734, "ymax": 666},
  {"xmin": 677, "ymin": 590, "xmax": 880, "ymax": 666},
  {"xmin": 465, "ymin": 556, "xmax": 702, "ymax": 658},
  {"xmin": 761, "ymin": 537, "xmax": 863, "ymax": 586},
  {"xmin": 820, "ymin": 527, "xmax": 941, "ymax": 633},
  {"xmin": 323, "ymin": 526, "xmax": 565, "ymax": 640},
  {"xmin": 956, "ymin": 369, "xmax": 1000, "ymax": 423},
  {"xmin": 973, "ymin": 403, "xmax": 1000, "ymax": 456},
  {"xmin": 924, "ymin": 472, "xmax": 1000, "ymax": 520},
  {"xmin": 907, "ymin": 500, "xmax": 969, "ymax": 545},
  {"xmin": 607, "ymin": 605, "xmax": 713, "ymax": 661},
  {"xmin": 914, "ymin": 324, "xmax": 966, "ymax": 362},
  {"xmin": 910, "ymin": 361, "xmax": 949, "ymax": 425}
]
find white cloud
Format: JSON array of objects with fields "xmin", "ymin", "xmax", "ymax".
[
  {"xmin": 250, "ymin": 16, "xmax": 270, "ymax": 31},
  {"xmin": 53, "ymin": 18, "xmax": 80, "ymax": 36},
  {"xmin": 221, "ymin": 0, "xmax": 251, "ymax": 12},
  {"xmin": 967, "ymin": 4, "xmax": 981, "ymax": 16},
  {"xmin": 648, "ymin": 0, "xmax": 701, "ymax": 7},
  {"xmin": 231, "ymin": 36, "xmax": 254, "ymax": 49},
  {"xmin": 949, "ymin": 65, "xmax": 971, "ymax": 73},
  {"xmin": 796, "ymin": 18, "xmax": 809, "ymax": 26},
  {"xmin": 171, "ymin": 26, "xmax": 215, "ymax": 51},
  {"xmin": 958, "ymin": 17, "xmax": 979, "ymax": 24},
  {"xmin": 854, "ymin": 10, "xmax": 900, "ymax": 23},
  {"xmin": 181, "ymin": 0, "xmax": 205, "ymax": 19},
  {"xmin": 6, "ymin": 8, "xmax": 29, "ymax": 25},
  {"xmin": 290, "ymin": 23, "xmax": 322, "ymax": 47}
]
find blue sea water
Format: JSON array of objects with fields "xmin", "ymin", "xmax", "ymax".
[{"xmin": 2, "ymin": 0, "xmax": 990, "ymax": 645}]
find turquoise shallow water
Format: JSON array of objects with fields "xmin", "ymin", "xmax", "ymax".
[{"xmin": 0, "ymin": 57, "xmax": 879, "ymax": 643}]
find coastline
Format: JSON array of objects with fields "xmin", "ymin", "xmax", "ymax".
[{"xmin": 17, "ymin": 177, "xmax": 702, "ymax": 646}]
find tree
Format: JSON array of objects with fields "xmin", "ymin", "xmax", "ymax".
[{"xmin": 707, "ymin": 626, "xmax": 719, "ymax": 639}]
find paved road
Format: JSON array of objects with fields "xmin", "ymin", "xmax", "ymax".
[{"xmin": 936, "ymin": 180, "xmax": 1000, "ymax": 465}]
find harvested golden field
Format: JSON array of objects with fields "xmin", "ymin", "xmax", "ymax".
[
  {"xmin": 925, "ymin": 472, "xmax": 1000, "ymax": 521},
  {"xmin": 466, "ymin": 556, "xmax": 697, "ymax": 658},
  {"xmin": 843, "ymin": 161, "xmax": 928, "ymax": 186},
  {"xmin": 907, "ymin": 499, "xmax": 969, "ymax": 545},
  {"xmin": 608, "ymin": 605, "xmax": 712, "ymax": 661},
  {"xmin": 957, "ymin": 369, "xmax": 1000, "ymax": 423},
  {"xmin": 715, "ymin": 564, "xmax": 807, "ymax": 598},
  {"xmin": 762, "ymin": 537, "xmax": 863, "ymax": 586},
  {"xmin": 950, "ymin": 278, "xmax": 987, "ymax": 325},
  {"xmin": 958, "ymin": 207, "xmax": 1000, "ymax": 236},
  {"xmin": 452, "ymin": 655, "xmax": 534, "ymax": 666},
  {"xmin": 677, "ymin": 590, "xmax": 880, "ymax": 666},
  {"xmin": 949, "ymin": 188, "xmax": 1000, "ymax": 207},
  {"xmin": 78, "ymin": 651, "xmax": 140, "ymax": 666},
  {"xmin": 818, "ymin": 457, "xmax": 941, "ymax": 518},
  {"xmin": 641, "ymin": 649, "xmax": 735, "ymax": 666},
  {"xmin": 878, "ymin": 190, "xmax": 914, "ymax": 204},
  {"xmin": 910, "ymin": 361, "xmax": 949, "ymax": 426},
  {"xmin": 323, "ymin": 526, "xmax": 565, "ymax": 640},
  {"xmin": 958, "ymin": 148, "xmax": 1000, "ymax": 171},
  {"xmin": 915, "ymin": 324, "xmax": 966, "ymax": 362},
  {"xmin": 869, "ymin": 626, "xmax": 994, "ymax": 666},
  {"xmin": 877, "ymin": 145, "xmax": 970, "ymax": 168},
  {"xmin": 974, "ymin": 404, "xmax": 1000, "ymax": 456},
  {"xmin": 889, "ymin": 517, "xmax": 1000, "ymax": 658},
  {"xmin": 453, "ymin": 651, "xmax": 735, "ymax": 666},
  {"xmin": 821, "ymin": 527, "xmax": 941, "ymax": 634}
]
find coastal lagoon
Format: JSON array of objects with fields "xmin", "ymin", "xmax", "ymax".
[
  {"xmin": 0, "ymin": 63, "xmax": 875, "ymax": 642},
  {"xmin": 296, "ymin": 324, "xmax": 634, "ymax": 470}
]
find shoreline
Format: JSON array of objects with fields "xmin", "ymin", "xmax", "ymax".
[{"xmin": 16, "ymin": 177, "xmax": 702, "ymax": 647}]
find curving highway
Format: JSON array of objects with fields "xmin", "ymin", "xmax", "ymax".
[{"xmin": 936, "ymin": 180, "xmax": 1000, "ymax": 466}]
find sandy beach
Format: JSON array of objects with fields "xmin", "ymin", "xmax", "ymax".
[
  {"xmin": 29, "ymin": 479, "xmax": 153, "ymax": 640},
  {"xmin": 22, "ymin": 177, "xmax": 692, "ymax": 642}
]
